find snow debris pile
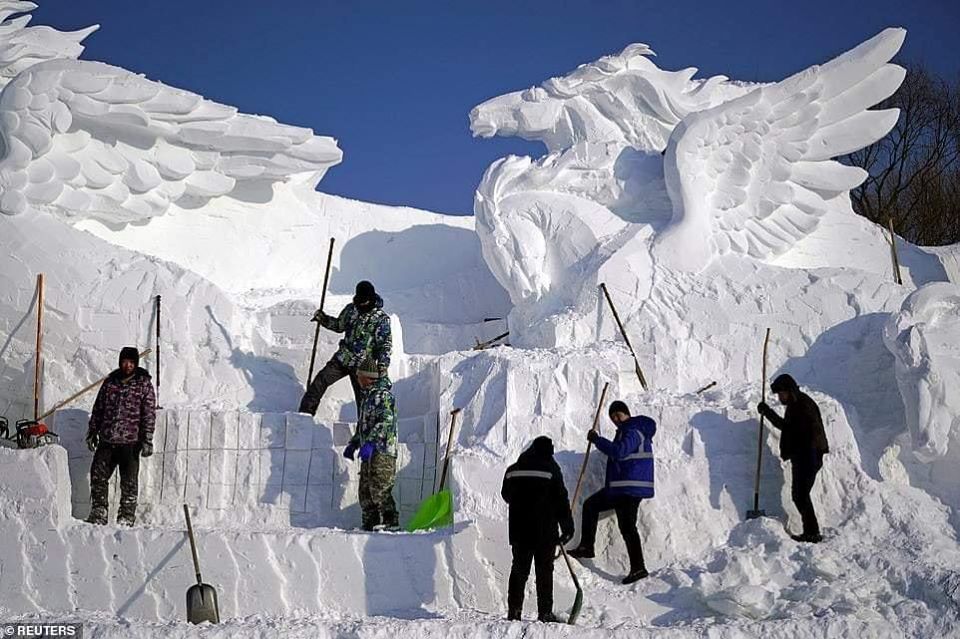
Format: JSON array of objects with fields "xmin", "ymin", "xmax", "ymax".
[{"xmin": 0, "ymin": 3, "xmax": 959, "ymax": 637}]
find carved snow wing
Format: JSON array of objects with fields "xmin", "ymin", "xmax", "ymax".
[
  {"xmin": 0, "ymin": 5, "xmax": 341, "ymax": 223},
  {"xmin": 657, "ymin": 28, "xmax": 906, "ymax": 271}
]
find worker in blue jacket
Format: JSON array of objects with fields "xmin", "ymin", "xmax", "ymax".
[{"xmin": 568, "ymin": 400, "xmax": 654, "ymax": 584}]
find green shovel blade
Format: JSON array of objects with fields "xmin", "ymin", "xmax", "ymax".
[{"xmin": 405, "ymin": 489, "xmax": 453, "ymax": 532}]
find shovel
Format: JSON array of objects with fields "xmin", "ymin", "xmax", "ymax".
[
  {"xmin": 559, "ymin": 546, "xmax": 584, "ymax": 625},
  {"xmin": 747, "ymin": 328, "xmax": 772, "ymax": 520},
  {"xmin": 406, "ymin": 408, "xmax": 461, "ymax": 532},
  {"xmin": 183, "ymin": 504, "xmax": 220, "ymax": 624}
]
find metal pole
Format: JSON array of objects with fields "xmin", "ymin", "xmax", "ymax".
[
  {"xmin": 156, "ymin": 295, "xmax": 162, "ymax": 408},
  {"xmin": 749, "ymin": 328, "xmax": 772, "ymax": 517}
]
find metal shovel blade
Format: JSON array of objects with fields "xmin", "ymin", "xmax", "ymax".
[{"xmin": 186, "ymin": 582, "xmax": 220, "ymax": 624}]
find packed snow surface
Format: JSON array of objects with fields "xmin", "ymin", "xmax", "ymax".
[{"xmin": 1, "ymin": 4, "xmax": 960, "ymax": 638}]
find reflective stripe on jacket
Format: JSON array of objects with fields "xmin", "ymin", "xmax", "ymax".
[{"xmin": 594, "ymin": 415, "xmax": 656, "ymax": 498}]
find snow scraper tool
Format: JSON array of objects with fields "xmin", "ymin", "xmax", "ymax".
[
  {"xmin": 747, "ymin": 328, "xmax": 772, "ymax": 520},
  {"xmin": 183, "ymin": 504, "xmax": 220, "ymax": 624},
  {"xmin": 600, "ymin": 283, "xmax": 648, "ymax": 391},
  {"xmin": 559, "ymin": 546, "xmax": 583, "ymax": 625},
  {"xmin": 407, "ymin": 408, "xmax": 461, "ymax": 532}
]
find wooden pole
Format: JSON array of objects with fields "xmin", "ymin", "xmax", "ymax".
[
  {"xmin": 307, "ymin": 238, "xmax": 336, "ymax": 386},
  {"xmin": 437, "ymin": 408, "xmax": 461, "ymax": 492},
  {"xmin": 888, "ymin": 218, "xmax": 903, "ymax": 285},
  {"xmin": 748, "ymin": 328, "xmax": 771, "ymax": 518},
  {"xmin": 33, "ymin": 274, "xmax": 44, "ymax": 421},
  {"xmin": 37, "ymin": 349, "xmax": 153, "ymax": 422},
  {"xmin": 156, "ymin": 295, "xmax": 162, "ymax": 408},
  {"xmin": 599, "ymin": 283, "xmax": 648, "ymax": 391},
  {"xmin": 571, "ymin": 382, "xmax": 610, "ymax": 508}
]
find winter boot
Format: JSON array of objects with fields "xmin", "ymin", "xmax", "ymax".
[
  {"xmin": 537, "ymin": 612, "xmax": 562, "ymax": 623},
  {"xmin": 567, "ymin": 546, "xmax": 595, "ymax": 560},
  {"xmin": 622, "ymin": 567, "xmax": 649, "ymax": 584},
  {"xmin": 507, "ymin": 608, "xmax": 522, "ymax": 621},
  {"xmin": 85, "ymin": 506, "xmax": 108, "ymax": 526},
  {"xmin": 790, "ymin": 532, "xmax": 823, "ymax": 543}
]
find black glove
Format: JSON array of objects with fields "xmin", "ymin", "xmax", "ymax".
[
  {"xmin": 140, "ymin": 441, "xmax": 153, "ymax": 458},
  {"xmin": 310, "ymin": 309, "xmax": 328, "ymax": 323},
  {"xmin": 86, "ymin": 430, "xmax": 98, "ymax": 452},
  {"xmin": 559, "ymin": 530, "xmax": 574, "ymax": 545},
  {"xmin": 587, "ymin": 430, "xmax": 599, "ymax": 444},
  {"xmin": 757, "ymin": 402, "xmax": 773, "ymax": 417}
]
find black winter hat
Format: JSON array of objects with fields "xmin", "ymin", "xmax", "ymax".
[
  {"xmin": 531, "ymin": 436, "xmax": 554, "ymax": 457},
  {"xmin": 355, "ymin": 280, "xmax": 376, "ymax": 301},
  {"xmin": 608, "ymin": 400, "xmax": 630, "ymax": 417},
  {"xmin": 771, "ymin": 374, "xmax": 799, "ymax": 393},
  {"xmin": 118, "ymin": 346, "xmax": 139, "ymax": 367}
]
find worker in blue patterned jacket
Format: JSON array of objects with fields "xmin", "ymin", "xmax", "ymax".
[{"xmin": 568, "ymin": 400, "xmax": 655, "ymax": 585}]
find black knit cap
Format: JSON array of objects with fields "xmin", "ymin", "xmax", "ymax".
[
  {"xmin": 118, "ymin": 346, "xmax": 139, "ymax": 367},
  {"xmin": 355, "ymin": 280, "xmax": 376, "ymax": 302},
  {"xmin": 531, "ymin": 435, "xmax": 554, "ymax": 457},
  {"xmin": 608, "ymin": 400, "xmax": 630, "ymax": 416},
  {"xmin": 770, "ymin": 374, "xmax": 799, "ymax": 393}
]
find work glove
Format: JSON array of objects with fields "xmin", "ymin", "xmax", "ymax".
[
  {"xmin": 757, "ymin": 402, "xmax": 773, "ymax": 417},
  {"xmin": 140, "ymin": 441, "xmax": 153, "ymax": 458},
  {"xmin": 310, "ymin": 309, "xmax": 329, "ymax": 323},
  {"xmin": 359, "ymin": 442, "xmax": 377, "ymax": 462},
  {"xmin": 587, "ymin": 430, "xmax": 599, "ymax": 444},
  {"xmin": 343, "ymin": 442, "xmax": 358, "ymax": 460},
  {"xmin": 86, "ymin": 430, "xmax": 98, "ymax": 452},
  {"xmin": 559, "ymin": 530, "xmax": 574, "ymax": 546}
]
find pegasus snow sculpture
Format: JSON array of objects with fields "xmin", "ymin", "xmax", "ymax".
[
  {"xmin": 471, "ymin": 29, "xmax": 906, "ymax": 322},
  {"xmin": 0, "ymin": 2, "xmax": 341, "ymax": 224}
]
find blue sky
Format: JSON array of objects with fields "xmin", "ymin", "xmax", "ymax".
[{"xmin": 34, "ymin": 1, "xmax": 960, "ymax": 215}]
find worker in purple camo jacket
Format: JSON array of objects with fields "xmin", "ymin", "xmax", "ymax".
[{"xmin": 85, "ymin": 347, "xmax": 156, "ymax": 526}]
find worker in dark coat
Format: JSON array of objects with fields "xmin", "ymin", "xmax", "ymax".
[
  {"xmin": 758, "ymin": 373, "xmax": 830, "ymax": 543},
  {"xmin": 568, "ymin": 400, "xmax": 655, "ymax": 584},
  {"xmin": 501, "ymin": 436, "xmax": 574, "ymax": 623}
]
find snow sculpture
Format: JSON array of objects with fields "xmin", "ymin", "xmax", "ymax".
[
  {"xmin": 883, "ymin": 283, "xmax": 960, "ymax": 461},
  {"xmin": 0, "ymin": 2, "xmax": 342, "ymax": 224},
  {"xmin": 471, "ymin": 29, "xmax": 906, "ymax": 326}
]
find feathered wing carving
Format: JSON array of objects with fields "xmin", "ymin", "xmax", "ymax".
[
  {"xmin": 657, "ymin": 28, "xmax": 906, "ymax": 271},
  {"xmin": 0, "ymin": 59, "xmax": 342, "ymax": 222}
]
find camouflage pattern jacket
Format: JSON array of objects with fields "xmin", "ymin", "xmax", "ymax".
[
  {"xmin": 88, "ymin": 368, "xmax": 157, "ymax": 445},
  {"xmin": 351, "ymin": 377, "xmax": 398, "ymax": 457},
  {"xmin": 320, "ymin": 295, "xmax": 392, "ymax": 376}
]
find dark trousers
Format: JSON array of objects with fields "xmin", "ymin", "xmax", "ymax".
[
  {"xmin": 791, "ymin": 452, "xmax": 823, "ymax": 536},
  {"xmin": 89, "ymin": 443, "xmax": 141, "ymax": 525},
  {"xmin": 299, "ymin": 358, "xmax": 362, "ymax": 416},
  {"xmin": 579, "ymin": 489, "xmax": 646, "ymax": 572},
  {"xmin": 508, "ymin": 544, "xmax": 555, "ymax": 616}
]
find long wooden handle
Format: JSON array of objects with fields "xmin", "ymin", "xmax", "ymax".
[
  {"xmin": 183, "ymin": 504, "xmax": 203, "ymax": 585},
  {"xmin": 307, "ymin": 238, "xmax": 336, "ymax": 384},
  {"xmin": 751, "ymin": 328, "xmax": 771, "ymax": 511},
  {"xmin": 600, "ymin": 283, "xmax": 648, "ymax": 390},
  {"xmin": 888, "ymin": 218, "xmax": 902, "ymax": 285},
  {"xmin": 34, "ymin": 274, "xmax": 44, "ymax": 421},
  {"xmin": 37, "ymin": 349, "xmax": 153, "ymax": 422},
  {"xmin": 437, "ymin": 408, "xmax": 461, "ymax": 491},
  {"xmin": 571, "ymin": 382, "xmax": 610, "ymax": 508},
  {"xmin": 155, "ymin": 295, "xmax": 161, "ymax": 407}
]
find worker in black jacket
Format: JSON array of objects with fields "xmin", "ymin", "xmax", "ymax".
[
  {"xmin": 758, "ymin": 374, "xmax": 830, "ymax": 543},
  {"xmin": 501, "ymin": 436, "xmax": 574, "ymax": 623}
]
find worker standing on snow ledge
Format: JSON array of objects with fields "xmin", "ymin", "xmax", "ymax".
[
  {"xmin": 758, "ymin": 374, "xmax": 830, "ymax": 543},
  {"xmin": 299, "ymin": 280, "xmax": 392, "ymax": 417},
  {"xmin": 501, "ymin": 436, "xmax": 574, "ymax": 623},
  {"xmin": 343, "ymin": 355, "xmax": 399, "ymax": 531},
  {"xmin": 85, "ymin": 347, "xmax": 156, "ymax": 527},
  {"xmin": 568, "ymin": 401, "xmax": 654, "ymax": 584}
]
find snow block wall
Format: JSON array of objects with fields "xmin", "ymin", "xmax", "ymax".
[{"xmin": 49, "ymin": 407, "xmax": 442, "ymax": 530}]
